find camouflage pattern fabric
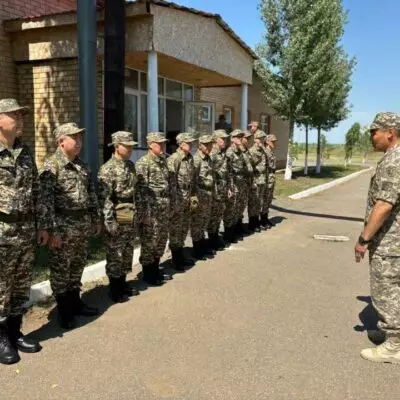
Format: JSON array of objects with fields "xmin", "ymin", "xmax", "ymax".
[
  {"xmin": 98, "ymin": 155, "xmax": 137, "ymax": 278},
  {"xmin": 39, "ymin": 148, "xmax": 100, "ymax": 295},
  {"xmin": 168, "ymin": 149, "xmax": 196, "ymax": 250},
  {"xmin": 365, "ymin": 143, "xmax": 400, "ymax": 335},
  {"xmin": 0, "ymin": 139, "xmax": 44, "ymax": 317},
  {"xmin": 191, "ymin": 151, "xmax": 214, "ymax": 241},
  {"xmin": 262, "ymin": 146, "xmax": 276, "ymax": 215},
  {"xmin": 237, "ymin": 146, "xmax": 253, "ymax": 220},
  {"xmin": 208, "ymin": 146, "xmax": 229, "ymax": 235},
  {"xmin": 365, "ymin": 145, "xmax": 400, "ymax": 257},
  {"xmin": 248, "ymin": 144, "xmax": 268, "ymax": 217},
  {"xmin": 369, "ymin": 112, "xmax": 400, "ymax": 131},
  {"xmin": 223, "ymin": 144, "xmax": 247, "ymax": 228},
  {"xmin": 136, "ymin": 152, "xmax": 173, "ymax": 265}
]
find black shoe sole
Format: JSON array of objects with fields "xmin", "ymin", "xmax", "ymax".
[
  {"xmin": 17, "ymin": 345, "xmax": 42, "ymax": 354},
  {"xmin": 0, "ymin": 356, "xmax": 20, "ymax": 365}
]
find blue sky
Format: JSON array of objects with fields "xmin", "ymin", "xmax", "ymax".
[{"xmin": 173, "ymin": 0, "xmax": 399, "ymax": 144}]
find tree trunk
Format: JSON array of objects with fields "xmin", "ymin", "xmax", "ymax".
[
  {"xmin": 103, "ymin": 0, "xmax": 126, "ymax": 162},
  {"xmin": 284, "ymin": 118, "xmax": 295, "ymax": 180},
  {"xmin": 304, "ymin": 124, "xmax": 309, "ymax": 175},
  {"xmin": 316, "ymin": 126, "xmax": 322, "ymax": 174}
]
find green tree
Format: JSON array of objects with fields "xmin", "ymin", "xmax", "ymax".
[
  {"xmin": 358, "ymin": 127, "xmax": 373, "ymax": 164},
  {"xmin": 345, "ymin": 122, "xmax": 361, "ymax": 163}
]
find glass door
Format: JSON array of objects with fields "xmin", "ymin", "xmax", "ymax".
[{"xmin": 184, "ymin": 101, "xmax": 215, "ymax": 135}]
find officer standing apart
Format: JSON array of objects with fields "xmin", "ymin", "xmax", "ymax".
[
  {"xmin": 0, "ymin": 99, "xmax": 48, "ymax": 365},
  {"xmin": 40, "ymin": 123, "xmax": 101, "ymax": 330},
  {"xmin": 224, "ymin": 129, "xmax": 246, "ymax": 244},
  {"xmin": 248, "ymin": 130, "xmax": 268, "ymax": 232},
  {"xmin": 136, "ymin": 132, "xmax": 174, "ymax": 285},
  {"xmin": 354, "ymin": 112, "xmax": 400, "ymax": 364},
  {"xmin": 98, "ymin": 131, "xmax": 140, "ymax": 303},
  {"xmin": 167, "ymin": 132, "xmax": 198, "ymax": 271},
  {"xmin": 208, "ymin": 129, "xmax": 231, "ymax": 251},
  {"xmin": 261, "ymin": 134, "xmax": 278, "ymax": 229},
  {"xmin": 191, "ymin": 134, "xmax": 216, "ymax": 260}
]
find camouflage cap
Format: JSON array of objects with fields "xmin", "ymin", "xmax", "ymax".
[
  {"xmin": 54, "ymin": 122, "xmax": 85, "ymax": 140},
  {"xmin": 369, "ymin": 112, "xmax": 400, "ymax": 131},
  {"xmin": 254, "ymin": 130, "xmax": 267, "ymax": 140},
  {"xmin": 108, "ymin": 131, "xmax": 137, "ymax": 147},
  {"xmin": 248, "ymin": 121, "xmax": 260, "ymax": 128},
  {"xmin": 243, "ymin": 130, "xmax": 254, "ymax": 138},
  {"xmin": 213, "ymin": 129, "xmax": 229, "ymax": 140},
  {"xmin": 231, "ymin": 129, "xmax": 245, "ymax": 138},
  {"xmin": 147, "ymin": 132, "xmax": 168, "ymax": 143},
  {"xmin": 176, "ymin": 132, "xmax": 197, "ymax": 144},
  {"xmin": 266, "ymin": 134, "xmax": 277, "ymax": 142},
  {"xmin": 0, "ymin": 98, "xmax": 28, "ymax": 115},
  {"xmin": 198, "ymin": 134, "xmax": 214, "ymax": 144}
]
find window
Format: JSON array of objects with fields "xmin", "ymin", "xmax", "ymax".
[
  {"xmin": 260, "ymin": 113, "xmax": 270, "ymax": 134},
  {"xmin": 166, "ymin": 80, "xmax": 182, "ymax": 99},
  {"xmin": 223, "ymin": 106, "xmax": 234, "ymax": 125},
  {"xmin": 184, "ymin": 85, "xmax": 194, "ymax": 101},
  {"xmin": 124, "ymin": 93, "xmax": 138, "ymax": 141},
  {"xmin": 125, "ymin": 69, "xmax": 139, "ymax": 90}
]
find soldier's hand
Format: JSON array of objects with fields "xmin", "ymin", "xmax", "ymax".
[
  {"xmin": 49, "ymin": 235, "xmax": 62, "ymax": 249},
  {"xmin": 354, "ymin": 242, "xmax": 368, "ymax": 263},
  {"xmin": 94, "ymin": 223, "xmax": 102, "ymax": 236},
  {"xmin": 228, "ymin": 189, "xmax": 233, "ymax": 199},
  {"xmin": 37, "ymin": 230, "xmax": 50, "ymax": 246}
]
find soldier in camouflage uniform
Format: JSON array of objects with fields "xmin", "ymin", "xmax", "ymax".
[
  {"xmin": 223, "ymin": 129, "xmax": 246, "ymax": 244},
  {"xmin": 237, "ymin": 130, "xmax": 255, "ymax": 237},
  {"xmin": 191, "ymin": 134, "xmax": 216, "ymax": 259},
  {"xmin": 98, "ymin": 131, "xmax": 140, "ymax": 303},
  {"xmin": 208, "ymin": 129, "xmax": 231, "ymax": 251},
  {"xmin": 136, "ymin": 132, "xmax": 174, "ymax": 285},
  {"xmin": 167, "ymin": 132, "xmax": 198, "ymax": 271},
  {"xmin": 0, "ymin": 99, "xmax": 47, "ymax": 364},
  {"xmin": 248, "ymin": 130, "xmax": 268, "ymax": 232},
  {"xmin": 261, "ymin": 134, "xmax": 277, "ymax": 229},
  {"xmin": 354, "ymin": 113, "xmax": 400, "ymax": 363},
  {"xmin": 40, "ymin": 123, "xmax": 101, "ymax": 330}
]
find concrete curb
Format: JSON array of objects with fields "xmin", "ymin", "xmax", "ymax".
[
  {"xmin": 288, "ymin": 168, "xmax": 372, "ymax": 200},
  {"xmin": 29, "ymin": 247, "xmax": 142, "ymax": 304}
]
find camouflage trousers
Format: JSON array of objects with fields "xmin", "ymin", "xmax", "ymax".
[
  {"xmin": 248, "ymin": 184, "xmax": 266, "ymax": 218},
  {"xmin": 208, "ymin": 195, "xmax": 227, "ymax": 235},
  {"xmin": 105, "ymin": 224, "xmax": 135, "ymax": 278},
  {"xmin": 0, "ymin": 224, "xmax": 35, "ymax": 318},
  {"xmin": 370, "ymin": 253, "xmax": 400, "ymax": 334},
  {"xmin": 49, "ymin": 216, "xmax": 91, "ymax": 296},
  {"xmin": 191, "ymin": 189, "xmax": 213, "ymax": 241},
  {"xmin": 169, "ymin": 199, "xmax": 191, "ymax": 250},
  {"xmin": 223, "ymin": 190, "xmax": 238, "ymax": 229},
  {"xmin": 236, "ymin": 181, "xmax": 251, "ymax": 222},
  {"xmin": 140, "ymin": 199, "xmax": 170, "ymax": 265},
  {"xmin": 262, "ymin": 179, "xmax": 276, "ymax": 215}
]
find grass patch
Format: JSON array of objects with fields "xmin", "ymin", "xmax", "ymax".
[{"xmin": 275, "ymin": 164, "xmax": 368, "ymax": 198}]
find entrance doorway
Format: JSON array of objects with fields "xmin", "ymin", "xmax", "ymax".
[{"xmin": 166, "ymin": 99, "xmax": 183, "ymax": 154}]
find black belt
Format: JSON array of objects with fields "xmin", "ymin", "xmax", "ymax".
[
  {"xmin": 0, "ymin": 212, "xmax": 34, "ymax": 223},
  {"xmin": 114, "ymin": 198, "xmax": 134, "ymax": 204},
  {"xmin": 55, "ymin": 209, "xmax": 89, "ymax": 218}
]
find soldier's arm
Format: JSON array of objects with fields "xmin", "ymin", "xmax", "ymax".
[
  {"xmin": 87, "ymin": 169, "xmax": 101, "ymax": 226},
  {"xmin": 135, "ymin": 160, "xmax": 151, "ymax": 221},
  {"xmin": 98, "ymin": 168, "xmax": 118, "ymax": 233},
  {"xmin": 167, "ymin": 155, "xmax": 178, "ymax": 209}
]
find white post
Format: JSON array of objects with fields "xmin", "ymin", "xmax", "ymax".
[
  {"xmin": 147, "ymin": 51, "xmax": 159, "ymax": 133},
  {"xmin": 241, "ymin": 83, "xmax": 248, "ymax": 130}
]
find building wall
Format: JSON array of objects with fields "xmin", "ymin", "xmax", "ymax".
[
  {"xmin": 199, "ymin": 78, "xmax": 289, "ymax": 168},
  {"xmin": 0, "ymin": 0, "xmax": 75, "ymax": 99},
  {"xmin": 17, "ymin": 58, "xmax": 103, "ymax": 167}
]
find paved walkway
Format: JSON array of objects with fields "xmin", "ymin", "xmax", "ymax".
[{"xmin": 2, "ymin": 171, "xmax": 399, "ymax": 400}]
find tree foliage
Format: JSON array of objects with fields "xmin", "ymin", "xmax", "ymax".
[{"xmin": 345, "ymin": 122, "xmax": 361, "ymax": 160}]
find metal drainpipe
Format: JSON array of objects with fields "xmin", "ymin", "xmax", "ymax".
[{"xmin": 77, "ymin": 0, "xmax": 99, "ymax": 179}]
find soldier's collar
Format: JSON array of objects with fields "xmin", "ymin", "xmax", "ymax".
[
  {"xmin": 56, "ymin": 147, "xmax": 80, "ymax": 168},
  {"xmin": 0, "ymin": 138, "xmax": 23, "ymax": 153}
]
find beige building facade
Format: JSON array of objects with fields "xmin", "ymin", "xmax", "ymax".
[{"xmin": 2, "ymin": 0, "xmax": 289, "ymax": 167}]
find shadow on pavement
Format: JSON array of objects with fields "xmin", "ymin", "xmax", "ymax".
[
  {"xmin": 271, "ymin": 205, "xmax": 364, "ymax": 223},
  {"xmin": 354, "ymin": 295, "xmax": 379, "ymax": 333}
]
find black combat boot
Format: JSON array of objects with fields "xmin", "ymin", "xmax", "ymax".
[
  {"xmin": 223, "ymin": 227, "xmax": 237, "ymax": 244},
  {"xmin": 255, "ymin": 216, "xmax": 262, "ymax": 232},
  {"xmin": 0, "ymin": 318, "xmax": 20, "ymax": 365},
  {"xmin": 108, "ymin": 277, "xmax": 129, "ymax": 303},
  {"xmin": 142, "ymin": 263, "xmax": 163, "ymax": 286},
  {"xmin": 55, "ymin": 293, "xmax": 75, "ymax": 330},
  {"xmin": 121, "ymin": 275, "xmax": 139, "ymax": 297},
  {"xmin": 260, "ymin": 214, "xmax": 269, "ymax": 230},
  {"xmin": 171, "ymin": 248, "xmax": 186, "ymax": 272},
  {"xmin": 179, "ymin": 248, "xmax": 195, "ymax": 267},
  {"xmin": 192, "ymin": 240, "xmax": 207, "ymax": 260},
  {"xmin": 235, "ymin": 221, "xmax": 244, "ymax": 240},
  {"xmin": 201, "ymin": 238, "xmax": 215, "ymax": 258},
  {"xmin": 248, "ymin": 216, "xmax": 256, "ymax": 233},
  {"xmin": 70, "ymin": 289, "xmax": 99, "ymax": 317},
  {"xmin": 8, "ymin": 315, "xmax": 41, "ymax": 353},
  {"xmin": 156, "ymin": 258, "xmax": 173, "ymax": 281},
  {"xmin": 208, "ymin": 233, "xmax": 225, "ymax": 251}
]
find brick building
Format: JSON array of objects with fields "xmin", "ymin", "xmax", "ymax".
[{"xmin": 1, "ymin": 0, "xmax": 289, "ymax": 168}]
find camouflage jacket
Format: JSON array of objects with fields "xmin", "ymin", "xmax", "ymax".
[
  {"xmin": 167, "ymin": 149, "xmax": 196, "ymax": 205},
  {"xmin": 210, "ymin": 146, "xmax": 229, "ymax": 200},
  {"xmin": 39, "ymin": 148, "xmax": 100, "ymax": 235},
  {"xmin": 193, "ymin": 151, "xmax": 215, "ymax": 193},
  {"xmin": 241, "ymin": 146, "xmax": 255, "ymax": 183},
  {"xmin": 265, "ymin": 147, "xmax": 277, "ymax": 184},
  {"xmin": 365, "ymin": 145, "xmax": 400, "ymax": 256},
  {"xmin": 98, "ymin": 155, "xmax": 137, "ymax": 232},
  {"xmin": 0, "ymin": 139, "xmax": 46, "ymax": 244},
  {"xmin": 135, "ymin": 152, "xmax": 174, "ymax": 220},
  {"xmin": 249, "ymin": 145, "xmax": 268, "ymax": 185},
  {"xmin": 226, "ymin": 144, "xmax": 247, "ymax": 188}
]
